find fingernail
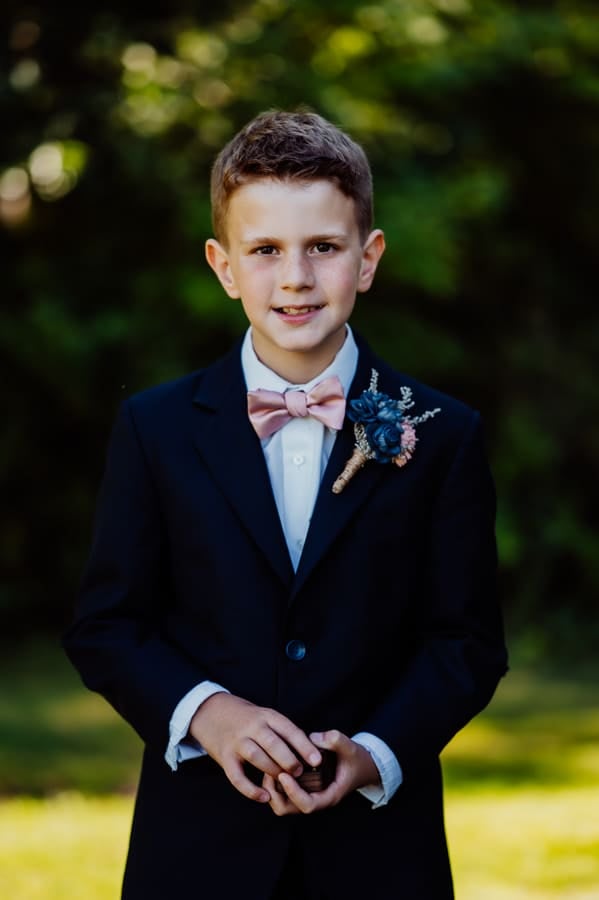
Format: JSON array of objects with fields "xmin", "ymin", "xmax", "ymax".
[
  {"xmin": 308, "ymin": 752, "xmax": 321, "ymax": 766},
  {"xmin": 293, "ymin": 765, "xmax": 303, "ymax": 777}
]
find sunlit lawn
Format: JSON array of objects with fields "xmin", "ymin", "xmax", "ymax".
[
  {"xmin": 1, "ymin": 640, "xmax": 598, "ymax": 898},
  {"xmin": 0, "ymin": 794, "xmax": 130, "ymax": 899}
]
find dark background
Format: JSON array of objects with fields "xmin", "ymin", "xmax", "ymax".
[{"xmin": 2, "ymin": 0, "xmax": 598, "ymax": 656}]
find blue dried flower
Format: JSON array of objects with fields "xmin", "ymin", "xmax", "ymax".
[
  {"xmin": 348, "ymin": 392, "xmax": 387, "ymax": 424},
  {"xmin": 349, "ymin": 391, "xmax": 404, "ymax": 421},
  {"xmin": 376, "ymin": 401, "xmax": 404, "ymax": 426},
  {"xmin": 365, "ymin": 421, "xmax": 404, "ymax": 462}
]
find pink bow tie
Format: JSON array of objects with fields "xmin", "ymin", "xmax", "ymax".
[{"xmin": 247, "ymin": 376, "xmax": 346, "ymax": 439}]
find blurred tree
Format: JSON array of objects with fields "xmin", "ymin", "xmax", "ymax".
[{"xmin": 1, "ymin": 0, "xmax": 598, "ymax": 653}]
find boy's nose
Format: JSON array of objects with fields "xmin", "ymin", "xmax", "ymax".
[{"xmin": 280, "ymin": 252, "xmax": 315, "ymax": 291}]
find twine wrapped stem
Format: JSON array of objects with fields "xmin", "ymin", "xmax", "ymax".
[{"xmin": 331, "ymin": 447, "xmax": 368, "ymax": 494}]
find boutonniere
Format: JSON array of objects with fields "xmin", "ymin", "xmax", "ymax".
[{"xmin": 332, "ymin": 369, "xmax": 441, "ymax": 494}]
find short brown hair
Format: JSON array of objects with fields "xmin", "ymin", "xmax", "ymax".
[{"xmin": 210, "ymin": 110, "xmax": 373, "ymax": 244}]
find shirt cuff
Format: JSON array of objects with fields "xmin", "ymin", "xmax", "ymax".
[
  {"xmin": 352, "ymin": 731, "xmax": 403, "ymax": 809},
  {"xmin": 165, "ymin": 681, "xmax": 229, "ymax": 771}
]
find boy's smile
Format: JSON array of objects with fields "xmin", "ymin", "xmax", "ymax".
[{"xmin": 206, "ymin": 178, "xmax": 385, "ymax": 384}]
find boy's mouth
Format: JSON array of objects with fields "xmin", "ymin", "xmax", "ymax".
[{"xmin": 275, "ymin": 305, "xmax": 323, "ymax": 316}]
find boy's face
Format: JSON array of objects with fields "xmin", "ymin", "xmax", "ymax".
[{"xmin": 206, "ymin": 178, "xmax": 385, "ymax": 383}]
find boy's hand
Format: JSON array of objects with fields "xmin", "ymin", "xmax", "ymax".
[
  {"xmin": 188, "ymin": 693, "xmax": 321, "ymax": 804},
  {"xmin": 262, "ymin": 730, "xmax": 380, "ymax": 816}
]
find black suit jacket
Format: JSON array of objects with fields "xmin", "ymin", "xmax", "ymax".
[{"xmin": 64, "ymin": 336, "xmax": 507, "ymax": 899}]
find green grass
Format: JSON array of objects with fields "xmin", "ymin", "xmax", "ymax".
[
  {"xmin": 0, "ymin": 794, "xmax": 130, "ymax": 899},
  {"xmin": 446, "ymin": 787, "xmax": 599, "ymax": 899},
  {"xmin": 1, "ymin": 639, "xmax": 598, "ymax": 898},
  {"xmin": 442, "ymin": 669, "xmax": 599, "ymax": 898}
]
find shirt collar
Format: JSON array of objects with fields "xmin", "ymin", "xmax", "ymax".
[{"xmin": 241, "ymin": 325, "xmax": 358, "ymax": 397}]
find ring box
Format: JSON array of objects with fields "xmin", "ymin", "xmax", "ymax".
[{"xmin": 277, "ymin": 749, "xmax": 337, "ymax": 793}]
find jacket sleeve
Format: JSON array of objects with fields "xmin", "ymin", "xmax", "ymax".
[
  {"xmin": 361, "ymin": 410, "xmax": 508, "ymax": 776},
  {"xmin": 63, "ymin": 399, "xmax": 209, "ymax": 752}
]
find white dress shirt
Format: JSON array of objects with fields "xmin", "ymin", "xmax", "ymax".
[{"xmin": 166, "ymin": 326, "xmax": 402, "ymax": 807}]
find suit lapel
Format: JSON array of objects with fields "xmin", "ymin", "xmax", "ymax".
[
  {"xmin": 191, "ymin": 338, "xmax": 391, "ymax": 596},
  {"xmin": 291, "ymin": 343, "xmax": 387, "ymax": 600},
  {"xmin": 191, "ymin": 344, "xmax": 293, "ymax": 587}
]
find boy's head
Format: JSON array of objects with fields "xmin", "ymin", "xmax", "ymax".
[
  {"xmin": 205, "ymin": 110, "xmax": 385, "ymax": 383},
  {"xmin": 210, "ymin": 110, "xmax": 373, "ymax": 246}
]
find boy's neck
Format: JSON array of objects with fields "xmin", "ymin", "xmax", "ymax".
[{"xmin": 251, "ymin": 331, "xmax": 348, "ymax": 385}]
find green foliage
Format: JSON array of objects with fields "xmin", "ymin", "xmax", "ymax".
[
  {"xmin": 0, "ymin": 641, "xmax": 140, "ymax": 795},
  {"xmin": 1, "ymin": 0, "xmax": 598, "ymax": 649}
]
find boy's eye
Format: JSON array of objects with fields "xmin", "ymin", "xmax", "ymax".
[
  {"xmin": 254, "ymin": 245, "xmax": 277, "ymax": 255},
  {"xmin": 313, "ymin": 242, "xmax": 336, "ymax": 253}
]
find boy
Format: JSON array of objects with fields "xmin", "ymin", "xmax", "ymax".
[{"xmin": 64, "ymin": 110, "xmax": 507, "ymax": 899}]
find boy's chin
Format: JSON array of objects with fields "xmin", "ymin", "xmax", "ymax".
[
  {"xmin": 273, "ymin": 324, "xmax": 348, "ymax": 354},
  {"xmin": 251, "ymin": 320, "xmax": 349, "ymax": 374}
]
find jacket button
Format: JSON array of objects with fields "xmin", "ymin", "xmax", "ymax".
[{"xmin": 285, "ymin": 639, "xmax": 306, "ymax": 661}]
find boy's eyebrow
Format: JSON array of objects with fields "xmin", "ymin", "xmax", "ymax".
[
  {"xmin": 307, "ymin": 233, "xmax": 349, "ymax": 243},
  {"xmin": 240, "ymin": 233, "xmax": 350, "ymax": 246},
  {"xmin": 240, "ymin": 236, "xmax": 279, "ymax": 246}
]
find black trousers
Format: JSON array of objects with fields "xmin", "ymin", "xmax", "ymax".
[{"xmin": 271, "ymin": 841, "xmax": 309, "ymax": 900}]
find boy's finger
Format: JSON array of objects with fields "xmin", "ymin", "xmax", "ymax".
[
  {"xmin": 277, "ymin": 770, "xmax": 345, "ymax": 814},
  {"xmin": 272, "ymin": 719, "xmax": 322, "ymax": 768},
  {"xmin": 277, "ymin": 773, "xmax": 322, "ymax": 814},
  {"xmin": 308, "ymin": 729, "xmax": 348, "ymax": 752},
  {"xmin": 239, "ymin": 738, "xmax": 294, "ymax": 779},
  {"xmin": 263, "ymin": 773, "xmax": 301, "ymax": 817},
  {"xmin": 257, "ymin": 731, "xmax": 305, "ymax": 776},
  {"xmin": 225, "ymin": 760, "xmax": 271, "ymax": 804}
]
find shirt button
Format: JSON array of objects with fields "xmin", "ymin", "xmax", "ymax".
[
  {"xmin": 285, "ymin": 639, "xmax": 306, "ymax": 661},
  {"xmin": 293, "ymin": 454, "xmax": 305, "ymax": 466}
]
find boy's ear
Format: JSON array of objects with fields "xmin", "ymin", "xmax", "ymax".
[
  {"xmin": 205, "ymin": 238, "xmax": 241, "ymax": 299},
  {"xmin": 357, "ymin": 229, "xmax": 385, "ymax": 293}
]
